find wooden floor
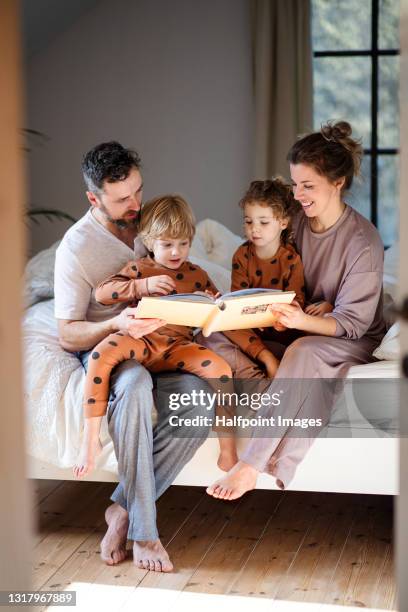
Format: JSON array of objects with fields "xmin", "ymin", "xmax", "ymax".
[{"xmin": 31, "ymin": 479, "xmax": 397, "ymax": 611}]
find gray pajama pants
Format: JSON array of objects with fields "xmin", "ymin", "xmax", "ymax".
[{"xmin": 79, "ymin": 351, "xmax": 212, "ymax": 541}]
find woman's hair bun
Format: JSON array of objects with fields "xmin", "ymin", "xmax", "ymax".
[
  {"xmin": 287, "ymin": 119, "xmax": 363, "ymax": 191},
  {"xmin": 321, "ymin": 120, "xmax": 352, "ymax": 144}
]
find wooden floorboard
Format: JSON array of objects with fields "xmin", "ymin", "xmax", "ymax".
[
  {"xmin": 31, "ymin": 479, "xmax": 64, "ymax": 507},
  {"xmin": 31, "ymin": 480, "xmax": 397, "ymax": 611}
]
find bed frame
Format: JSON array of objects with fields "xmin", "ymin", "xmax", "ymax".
[{"xmin": 28, "ymin": 435, "xmax": 398, "ymax": 495}]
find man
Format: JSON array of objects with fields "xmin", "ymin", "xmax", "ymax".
[{"xmin": 54, "ymin": 141, "xmax": 212, "ymax": 572}]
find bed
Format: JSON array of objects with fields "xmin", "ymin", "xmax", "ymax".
[{"xmin": 24, "ymin": 219, "xmax": 400, "ymax": 495}]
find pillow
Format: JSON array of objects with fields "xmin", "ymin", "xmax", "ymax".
[
  {"xmin": 189, "ymin": 255, "xmax": 231, "ymax": 295},
  {"xmin": 383, "ymin": 243, "xmax": 399, "ymax": 301},
  {"xmin": 372, "ymin": 321, "xmax": 400, "ymax": 361},
  {"xmin": 23, "ymin": 240, "xmax": 60, "ymax": 308},
  {"xmin": 194, "ymin": 219, "xmax": 244, "ymax": 270}
]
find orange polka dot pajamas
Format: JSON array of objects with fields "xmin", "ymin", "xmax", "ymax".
[
  {"xmin": 84, "ymin": 255, "xmax": 268, "ymax": 418},
  {"xmin": 230, "ymin": 240, "xmax": 306, "ymax": 348}
]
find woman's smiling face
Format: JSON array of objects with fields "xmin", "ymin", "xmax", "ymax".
[{"xmin": 289, "ymin": 163, "xmax": 344, "ymax": 219}]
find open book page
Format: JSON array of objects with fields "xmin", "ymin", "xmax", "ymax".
[{"xmin": 202, "ymin": 290, "xmax": 295, "ymax": 336}]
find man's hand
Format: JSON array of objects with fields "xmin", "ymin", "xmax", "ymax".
[
  {"xmin": 305, "ymin": 301, "xmax": 334, "ymax": 317},
  {"xmin": 114, "ymin": 307, "xmax": 166, "ymax": 339},
  {"xmin": 269, "ymin": 301, "xmax": 307, "ymax": 330},
  {"xmin": 145, "ymin": 275, "xmax": 176, "ymax": 296}
]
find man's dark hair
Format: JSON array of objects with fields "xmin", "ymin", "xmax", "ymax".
[{"xmin": 81, "ymin": 141, "xmax": 142, "ymax": 193}]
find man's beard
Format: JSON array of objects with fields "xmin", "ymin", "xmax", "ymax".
[{"xmin": 99, "ymin": 203, "xmax": 140, "ymax": 229}]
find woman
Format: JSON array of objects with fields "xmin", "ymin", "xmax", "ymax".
[{"xmin": 204, "ymin": 120, "xmax": 386, "ymax": 500}]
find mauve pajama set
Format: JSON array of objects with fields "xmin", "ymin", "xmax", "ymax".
[{"xmin": 197, "ymin": 204, "xmax": 386, "ymax": 488}]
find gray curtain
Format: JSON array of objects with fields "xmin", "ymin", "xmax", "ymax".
[{"xmin": 252, "ymin": 0, "xmax": 313, "ymax": 179}]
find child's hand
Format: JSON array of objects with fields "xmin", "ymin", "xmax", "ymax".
[
  {"xmin": 146, "ymin": 275, "xmax": 176, "ymax": 296},
  {"xmin": 305, "ymin": 301, "xmax": 333, "ymax": 317},
  {"xmin": 204, "ymin": 290, "xmax": 221, "ymax": 299},
  {"xmin": 271, "ymin": 321, "xmax": 287, "ymax": 332}
]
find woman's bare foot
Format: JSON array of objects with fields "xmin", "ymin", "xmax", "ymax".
[
  {"xmin": 217, "ymin": 449, "xmax": 239, "ymax": 472},
  {"xmin": 133, "ymin": 539, "xmax": 174, "ymax": 572},
  {"xmin": 73, "ymin": 436, "xmax": 102, "ymax": 479},
  {"xmin": 206, "ymin": 460, "xmax": 259, "ymax": 500},
  {"xmin": 100, "ymin": 503, "xmax": 129, "ymax": 565}
]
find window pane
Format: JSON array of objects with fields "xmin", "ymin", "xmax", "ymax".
[
  {"xmin": 378, "ymin": 154, "xmax": 399, "ymax": 246},
  {"xmin": 313, "ymin": 57, "xmax": 371, "ymax": 146},
  {"xmin": 379, "ymin": 55, "xmax": 400, "ymax": 148},
  {"xmin": 379, "ymin": 0, "xmax": 400, "ymax": 49},
  {"xmin": 348, "ymin": 154, "xmax": 371, "ymax": 221},
  {"xmin": 312, "ymin": 0, "xmax": 371, "ymax": 51}
]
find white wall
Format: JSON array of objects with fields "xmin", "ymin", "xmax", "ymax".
[{"xmin": 26, "ymin": 0, "xmax": 254, "ymax": 255}]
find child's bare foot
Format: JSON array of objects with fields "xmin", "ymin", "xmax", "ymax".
[
  {"xmin": 206, "ymin": 460, "xmax": 258, "ymax": 500},
  {"xmin": 73, "ymin": 435, "xmax": 102, "ymax": 479},
  {"xmin": 133, "ymin": 539, "xmax": 174, "ymax": 572},
  {"xmin": 217, "ymin": 449, "xmax": 239, "ymax": 472}
]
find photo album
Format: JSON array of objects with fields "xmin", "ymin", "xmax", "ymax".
[{"xmin": 134, "ymin": 287, "xmax": 295, "ymax": 336}]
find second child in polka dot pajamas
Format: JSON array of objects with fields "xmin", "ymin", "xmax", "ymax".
[
  {"xmin": 73, "ymin": 195, "xmax": 281, "ymax": 480},
  {"xmin": 231, "ymin": 179, "xmax": 307, "ymax": 348}
]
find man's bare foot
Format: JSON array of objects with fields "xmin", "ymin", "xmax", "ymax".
[
  {"xmin": 133, "ymin": 539, "xmax": 174, "ymax": 572},
  {"xmin": 217, "ymin": 449, "xmax": 239, "ymax": 472},
  {"xmin": 100, "ymin": 503, "xmax": 129, "ymax": 565},
  {"xmin": 206, "ymin": 460, "xmax": 258, "ymax": 501}
]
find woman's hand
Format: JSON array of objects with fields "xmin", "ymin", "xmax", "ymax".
[
  {"xmin": 269, "ymin": 301, "xmax": 307, "ymax": 330},
  {"xmin": 305, "ymin": 301, "xmax": 333, "ymax": 317}
]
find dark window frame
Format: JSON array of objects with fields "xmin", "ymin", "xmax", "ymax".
[{"xmin": 313, "ymin": 0, "xmax": 400, "ymax": 228}]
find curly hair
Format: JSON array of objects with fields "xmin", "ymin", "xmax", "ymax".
[
  {"xmin": 239, "ymin": 177, "xmax": 300, "ymax": 245},
  {"xmin": 287, "ymin": 120, "xmax": 363, "ymax": 193},
  {"xmin": 81, "ymin": 141, "xmax": 141, "ymax": 193}
]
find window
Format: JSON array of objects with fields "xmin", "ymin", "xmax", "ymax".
[{"xmin": 312, "ymin": 0, "xmax": 400, "ymax": 246}]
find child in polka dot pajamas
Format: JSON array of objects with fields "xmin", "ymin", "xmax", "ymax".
[
  {"xmin": 231, "ymin": 178, "xmax": 307, "ymax": 344},
  {"xmin": 73, "ymin": 195, "xmax": 280, "ymax": 479}
]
